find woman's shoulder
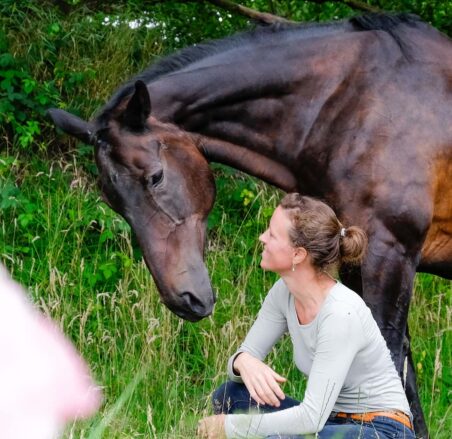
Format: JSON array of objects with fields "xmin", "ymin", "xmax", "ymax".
[
  {"xmin": 264, "ymin": 278, "xmax": 291, "ymax": 308},
  {"xmin": 314, "ymin": 284, "xmax": 369, "ymax": 342},
  {"xmin": 322, "ymin": 282, "xmax": 369, "ymax": 319},
  {"xmin": 271, "ymin": 278, "xmax": 289, "ymax": 294}
]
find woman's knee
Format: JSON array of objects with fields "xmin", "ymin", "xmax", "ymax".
[
  {"xmin": 212, "ymin": 382, "xmax": 228, "ymax": 414},
  {"xmin": 211, "ymin": 381, "xmax": 249, "ymax": 414}
]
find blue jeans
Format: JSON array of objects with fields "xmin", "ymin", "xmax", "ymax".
[{"xmin": 212, "ymin": 381, "xmax": 416, "ymax": 439}]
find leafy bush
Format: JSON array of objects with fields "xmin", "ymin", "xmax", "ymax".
[
  {"xmin": 0, "ymin": 1, "xmax": 246, "ymax": 154},
  {"xmin": 0, "ymin": 29, "xmax": 59, "ymax": 149}
]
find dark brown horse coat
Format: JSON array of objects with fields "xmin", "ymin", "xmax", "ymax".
[{"xmin": 49, "ymin": 14, "xmax": 452, "ymax": 437}]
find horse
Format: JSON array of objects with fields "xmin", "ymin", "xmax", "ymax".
[{"xmin": 48, "ymin": 13, "xmax": 452, "ymax": 437}]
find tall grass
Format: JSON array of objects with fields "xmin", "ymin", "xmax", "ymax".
[{"xmin": 0, "ymin": 154, "xmax": 450, "ymax": 438}]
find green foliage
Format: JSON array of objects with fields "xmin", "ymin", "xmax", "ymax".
[
  {"xmin": 0, "ymin": 0, "xmax": 250, "ymax": 154},
  {"xmin": 0, "ymin": 2, "xmax": 167, "ymax": 152},
  {"xmin": 0, "ymin": 31, "xmax": 59, "ymax": 149}
]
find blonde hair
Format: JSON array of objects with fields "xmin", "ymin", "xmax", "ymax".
[{"xmin": 280, "ymin": 193, "xmax": 367, "ymax": 271}]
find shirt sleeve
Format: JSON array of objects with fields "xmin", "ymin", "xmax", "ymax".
[
  {"xmin": 225, "ymin": 305, "xmax": 365, "ymax": 438},
  {"xmin": 227, "ymin": 280, "xmax": 288, "ymax": 382}
]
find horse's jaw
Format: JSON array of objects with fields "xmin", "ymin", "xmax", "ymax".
[{"xmin": 133, "ymin": 214, "xmax": 216, "ymax": 321}]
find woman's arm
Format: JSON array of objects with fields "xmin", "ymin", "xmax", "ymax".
[
  {"xmin": 225, "ymin": 306, "xmax": 364, "ymax": 438},
  {"xmin": 197, "ymin": 282, "xmax": 289, "ymax": 438},
  {"xmin": 227, "ymin": 281, "xmax": 289, "ymax": 405}
]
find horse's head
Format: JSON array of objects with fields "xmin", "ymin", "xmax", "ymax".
[{"xmin": 48, "ymin": 81, "xmax": 216, "ymax": 321}]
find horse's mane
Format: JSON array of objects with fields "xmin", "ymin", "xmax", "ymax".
[
  {"xmin": 351, "ymin": 13, "xmax": 423, "ymax": 57},
  {"xmin": 97, "ymin": 13, "xmax": 424, "ymax": 124}
]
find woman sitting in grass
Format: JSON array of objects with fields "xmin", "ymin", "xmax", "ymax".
[{"xmin": 197, "ymin": 193, "xmax": 415, "ymax": 439}]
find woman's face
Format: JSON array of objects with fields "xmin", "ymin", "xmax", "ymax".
[{"xmin": 259, "ymin": 206, "xmax": 295, "ymax": 274}]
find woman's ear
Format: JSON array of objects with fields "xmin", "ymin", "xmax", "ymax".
[{"xmin": 293, "ymin": 247, "xmax": 308, "ymax": 265}]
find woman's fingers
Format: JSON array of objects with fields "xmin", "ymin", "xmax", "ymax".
[
  {"xmin": 266, "ymin": 375, "xmax": 286, "ymax": 401},
  {"xmin": 273, "ymin": 371, "xmax": 288, "ymax": 383},
  {"xmin": 237, "ymin": 354, "xmax": 287, "ymax": 407},
  {"xmin": 197, "ymin": 419, "xmax": 206, "ymax": 437},
  {"xmin": 245, "ymin": 376, "xmax": 271, "ymax": 406},
  {"xmin": 197, "ymin": 415, "xmax": 226, "ymax": 439},
  {"xmin": 247, "ymin": 380, "xmax": 267, "ymax": 406},
  {"xmin": 252, "ymin": 374, "xmax": 284, "ymax": 407},
  {"xmin": 262, "ymin": 375, "xmax": 285, "ymax": 406},
  {"xmin": 255, "ymin": 377, "xmax": 279, "ymax": 406}
]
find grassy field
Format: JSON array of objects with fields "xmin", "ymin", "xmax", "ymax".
[{"xmin": 0, "ymin": 153, "xmax": 450, "ymax": 438}]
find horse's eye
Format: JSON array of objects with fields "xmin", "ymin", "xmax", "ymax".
[{"xmin": 148, "ymin": 169, "xmax": 163, "ymax": 187}]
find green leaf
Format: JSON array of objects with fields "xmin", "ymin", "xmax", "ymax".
[
  {"xmin": 0, "ymin": 53, "xmax": 15, "ymax": 68},
  {"xmin": 48, "ymin": 22, "xmax": 61, "ymax": 36},
  {"xmin": 22, "ymin": 78, "xmax": 36, "ymax": 94}
]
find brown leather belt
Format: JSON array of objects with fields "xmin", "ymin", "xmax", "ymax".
[{"xmin": 335, "ymin": 410, "xmax": 413, "ymax": 430}]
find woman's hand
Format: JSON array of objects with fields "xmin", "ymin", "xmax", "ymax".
[
  {"xmin": 197, "ymin": 414, "xmax": 227, "ymax": 439},
  {"xmin": 234, "ymin": 352, "xmax": 287, "ymax": 407}
]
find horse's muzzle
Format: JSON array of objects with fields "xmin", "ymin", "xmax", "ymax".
[{"xmin": 168, "ymin": 290, "xmax": 216, "ymax": 322}]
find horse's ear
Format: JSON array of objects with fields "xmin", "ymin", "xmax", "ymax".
[
  {"xmin": 122, "ymin": 80, "xmax": 152, "ymax": 131},
  {"xmin": 47, "ymin": 109, "xmax": 96, "ymax": 145}
]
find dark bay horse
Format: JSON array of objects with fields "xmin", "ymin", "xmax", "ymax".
[{"xmin": 49, "ymin": 14, "xmax": 452, "ymax": 437}]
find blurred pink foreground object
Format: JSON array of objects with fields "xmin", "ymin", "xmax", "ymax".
[{"xmin": 0, "ymin": 264, "xmax": 102, "ymax": 439}]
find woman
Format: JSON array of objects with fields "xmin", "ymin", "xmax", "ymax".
[{"xmin": 197, "ymin": 194, "xmax": 415, "ymax": 439}]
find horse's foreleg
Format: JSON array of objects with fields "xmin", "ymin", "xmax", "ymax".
[
  {"xmin": 339, "ymin": 264, "xmax": 363, "ymax": 297},
  {"xmin": 360, "ymin": 233, "xmax": 416, "ymax": 368},
  {"xmin": 341, "ymin": 262, "xmax": 429, "ymax": 437},
  {"xmin": 358, "ymin": 228, "xmax": 428, "ymax": 438},
  {"xmin": 404, "ymin": 327, "xmax": 429, "ymax": 439}
]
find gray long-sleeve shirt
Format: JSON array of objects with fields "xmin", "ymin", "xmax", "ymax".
[{"xmin": 224, "ymin": 279, "xmax": 411, "ymax": 438}]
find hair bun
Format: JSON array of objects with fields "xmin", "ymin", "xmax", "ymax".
[{"xmin": 340, "ymin": 225, "xmax": 367, "ymax": 265}]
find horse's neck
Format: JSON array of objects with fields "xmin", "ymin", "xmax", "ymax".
[
  {"xmin": 196, "ymin": 137, "xmax": 298, "ymax": 191},
  {"xmin": 149, "ymin": 32, "xmax": 377, "ymax": 190}
]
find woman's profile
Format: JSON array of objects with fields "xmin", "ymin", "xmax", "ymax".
[{"xmin": 197, "ymin": 193, "xmax": 415, "ymax": 439}]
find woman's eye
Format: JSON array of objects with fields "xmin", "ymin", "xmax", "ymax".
[{"xmin": 147, "ymin": 169, "xmax": 163, "ymax": 187}]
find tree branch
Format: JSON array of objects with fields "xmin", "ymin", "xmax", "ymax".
[
  {"xmin": 144, "ymin": 0, "xmax": 381, "ymax": 23},
  {"xmin": 204, "ymin": 0, "xmax": 294, "ymax": 24},
  {"xmin": 343, "ymin": 0, "xmax": 380, "ymax": 12},
  {"xmin": 202, "ymin": 0, "xmax": 381, "ymax": 23},
  {"xmin": 306, "ymin": 0, "xmax": 381, "ymax": 13}
]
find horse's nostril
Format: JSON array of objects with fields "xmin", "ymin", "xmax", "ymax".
[{"xmin": 181, "ymin": 292, "xmax": 212, "ymax": 316}]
